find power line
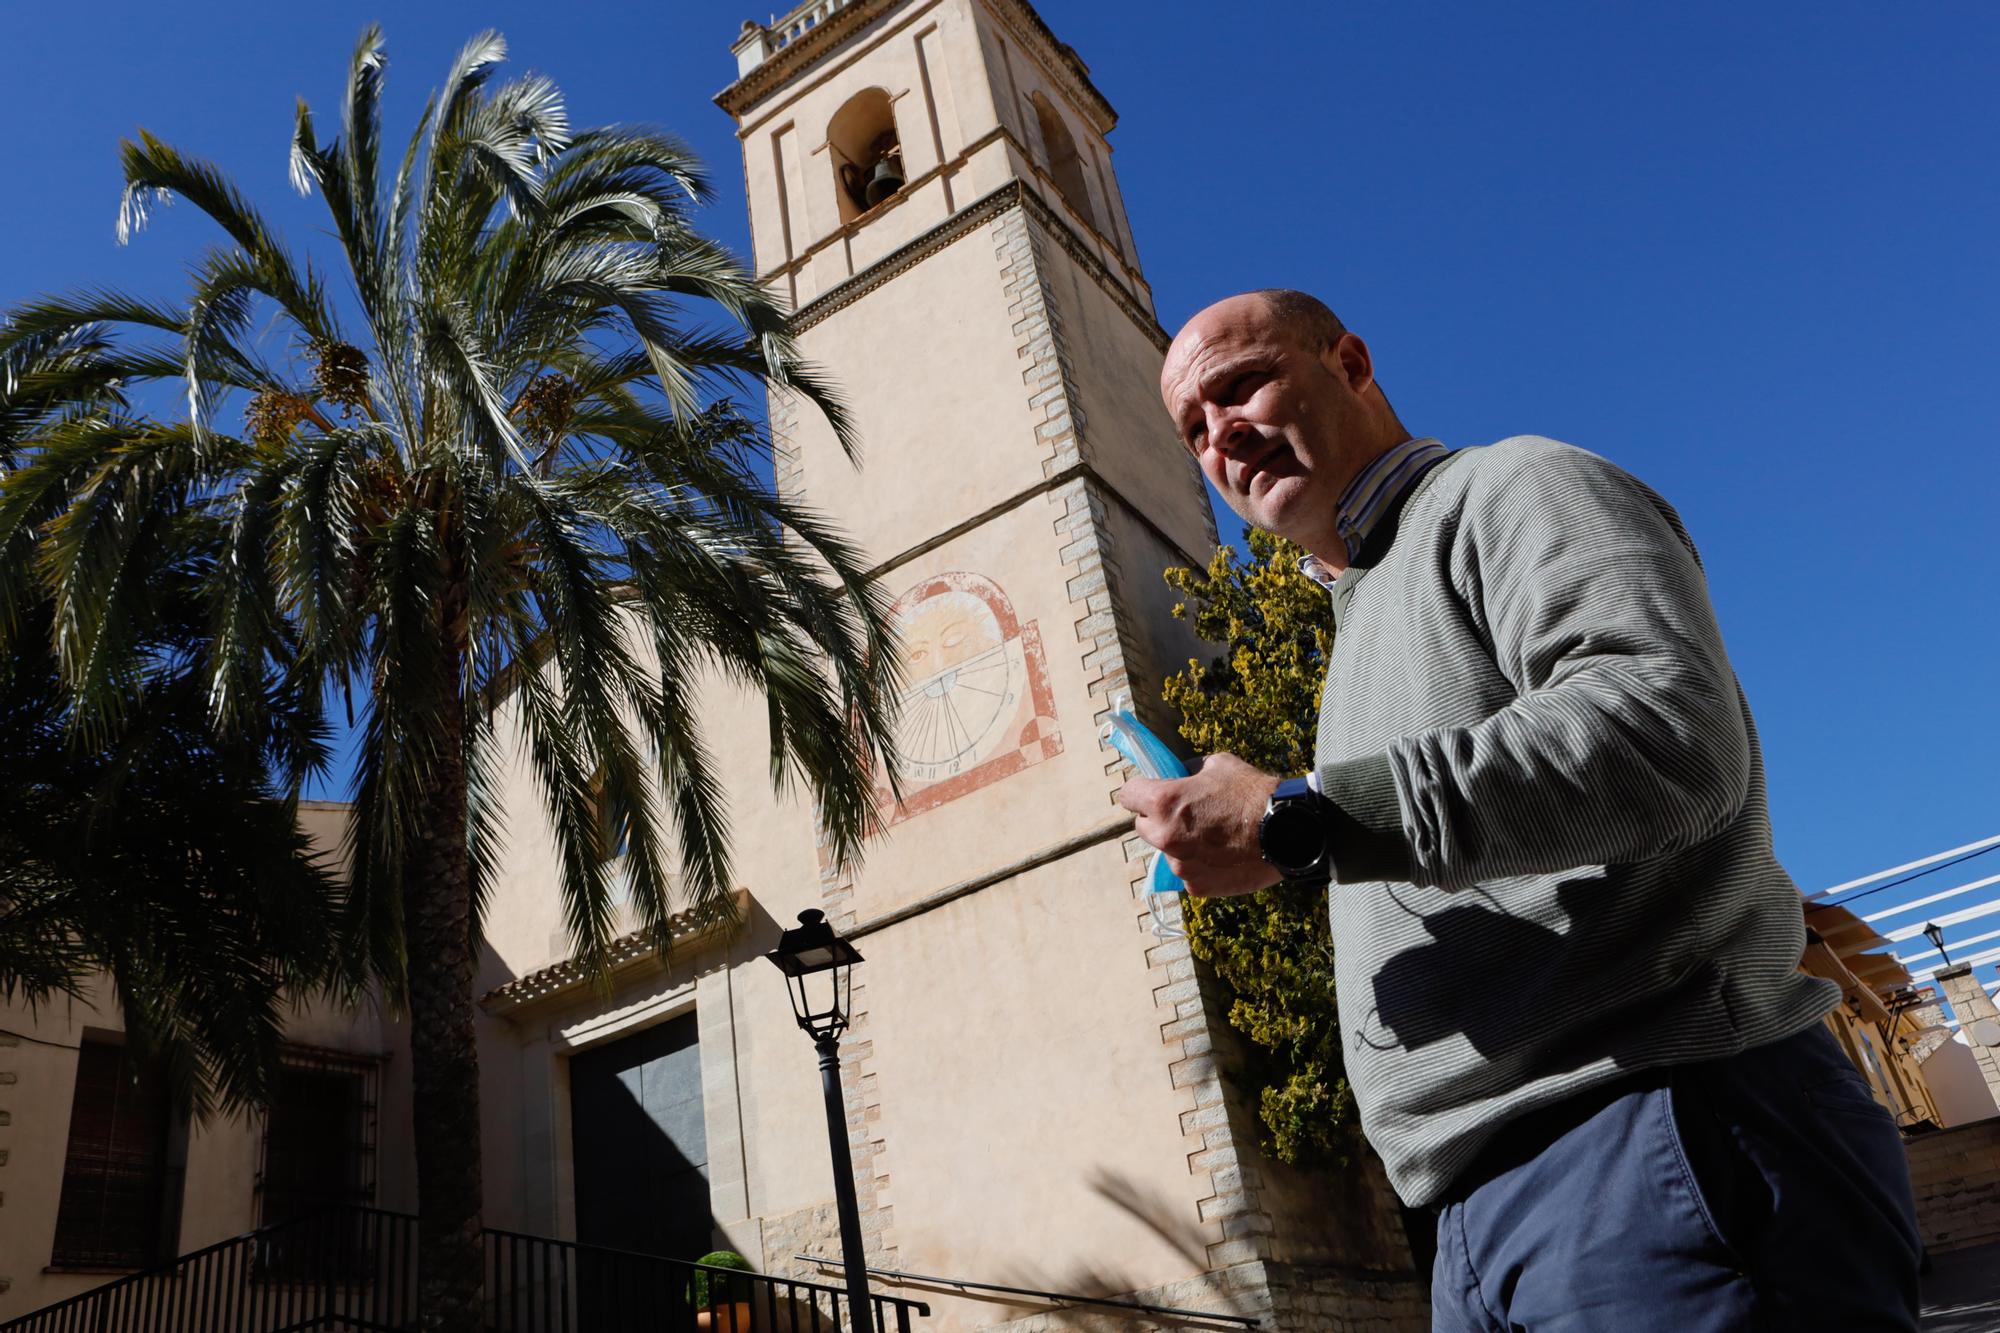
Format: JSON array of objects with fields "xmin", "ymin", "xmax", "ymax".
[
  {"xmin": 1809, "ymin": 833, "xmax": 2000, "ymax": 901},
  {"xmin": 1863, "ymin": 871, "xmax": 2000, "ymax": 923},
  {"xmin": 1910, "ymin": 942, "xmax": 2000, "ymax": 982},
  {"xmin": 1885, "ymin": 897, "xmax": 2000, "ymax": 943},
  {"xmin": 1816, "ymin": 842, "xmax": 2000, "ymax": 911},
  {"xmin": 1899, "ymin": 924, "xmax": 2000, "ymax": 967}
]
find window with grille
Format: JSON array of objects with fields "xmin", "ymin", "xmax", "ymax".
[
  {"xmin": 259, "ymin": 1047, "xmax": 379, "ymax": 1225},
  {"xmin": 51, "ymin": 1038, "xmax": 179, "ymax": 1269}
]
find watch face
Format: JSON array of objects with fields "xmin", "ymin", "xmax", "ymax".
[{"xmin": 1263, "ymin": 802, "xmax": 1326, "ymax": 874}]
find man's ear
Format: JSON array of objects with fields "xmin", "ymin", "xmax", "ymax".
[{"xmin": 1322, "ymin": 331, "xmax": 1376, "ymax": 396}]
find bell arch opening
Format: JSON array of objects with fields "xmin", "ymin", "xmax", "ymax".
[
  {"xmin": 828, "ymin": 87, "xmax": 906, "ymax": 222},
  {"xmin": 1030, "ymin": 92, "xmax": 1098, "ymax": 232}
]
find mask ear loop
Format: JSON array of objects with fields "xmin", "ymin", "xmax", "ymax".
[{"xmin": 1100, "ymin": 690, "xmax": 1189, "ymax": 940}]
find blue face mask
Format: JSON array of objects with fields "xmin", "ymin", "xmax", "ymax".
[{"xmin": 1102, "ymin": 692, "xmax": 1191, "ymax": 938}]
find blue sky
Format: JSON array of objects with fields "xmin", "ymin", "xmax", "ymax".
[{"xmin": 4, "ymin": 3, "xmax": 1995, "ymax": 1002}]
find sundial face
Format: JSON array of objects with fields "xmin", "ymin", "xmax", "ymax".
[
  {"xmin": 875, "ymin": 572, "xmax": 1061, "ymax": 823},
  {"xmin": 897, "ymin": 589, "xmax": 1025, "ymax": 783}
]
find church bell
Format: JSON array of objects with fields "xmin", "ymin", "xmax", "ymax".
[{"xmin": 862, "ymin": 155, "xmax": 906, "ymax": 207}]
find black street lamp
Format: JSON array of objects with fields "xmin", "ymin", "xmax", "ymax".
[
  {"xmin": 1924, "ymin": 921, "xmax": 1953, "ymax": 968},
  {"xmin": 767, "ymin": 909, "xmax": 874, "ymax": 1331}
]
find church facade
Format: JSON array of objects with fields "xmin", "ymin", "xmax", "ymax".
[{"xmin": 0, "ymin": 3, "xmax": 1428, "ymax": 1327}]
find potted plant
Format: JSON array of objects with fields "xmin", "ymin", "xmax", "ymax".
[{"xmin": 691, "ymin": 1251, "xmax": 755, "ymax": 1332}]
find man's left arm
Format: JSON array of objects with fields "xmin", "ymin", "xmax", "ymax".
[
  {"xmin": 1119, "ymin": 444, "xmax": 1753, "ymax": 896},
  {"xmin": 1319, "ymin": 443, "xmax": 1752, "ymax": 891}
]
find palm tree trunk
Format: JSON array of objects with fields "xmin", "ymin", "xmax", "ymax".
[{"xmin": 404, "ymin": 638, "xmax": 484, "ymax": 1332}]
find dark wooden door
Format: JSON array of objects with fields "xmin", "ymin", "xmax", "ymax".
[{"xmin": 570, "ymin": 1013, "xmax": 713, "ymax": 1262}]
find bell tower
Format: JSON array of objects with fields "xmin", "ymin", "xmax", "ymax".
[
  {"xmin": 720, "ymin": 0, "xmax": 1213, "ymax": 846},
  {"xmin": 714, "ymin": 4, "xmax": 1427, "ymax": 1328}
]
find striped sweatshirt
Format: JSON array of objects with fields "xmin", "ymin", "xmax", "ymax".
[{"xmin": 1312, "ymin": 436, "xmax": 1837, "ymax": 1207}]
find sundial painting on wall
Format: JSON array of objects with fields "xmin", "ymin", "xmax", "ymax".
[{"xmin": 875, "ymin": 571, "xmax": 1061, "ymax": 824}]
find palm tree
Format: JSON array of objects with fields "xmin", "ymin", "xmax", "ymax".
[
  {"xmin": 0, "ymin": 29, "xmax": 900, "ymax": 1330},
  {"xmin": 0, "ymin": 327, "xmax": 349, "ymax": 1120},
  {"xmin": 0, "ymin": 597, "xmax": 350, "ymax": 1118}
]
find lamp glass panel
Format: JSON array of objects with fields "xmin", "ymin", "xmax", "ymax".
[{"xmin": 788, "ymin": 965, "xmax": 851, "ymax": 1037}]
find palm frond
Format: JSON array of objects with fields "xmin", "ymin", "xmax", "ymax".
[
  {"xmin": 34, "ymin": 422, "xmax": 251, "ymax": 742},
  {"xmin": 341, "ymin": 25, "xmax": 388, "ymax": 266},
  {"xmin": 542, "ymin": 126, "xmax": 711, "ymax": 208},
  {"xmin": 461, "ymin": 700, "xmax": 508, "ymax": 944},
  {"xmin": 117, "ymin": 131, "xmax": 338, "ymax": 345},
  {"xmin": 272, "ymin": 426, "xmax": 380, "ymax": 666},
  {"xmin": 415, "ymin": 298, "xmax": 533, "ymax": 470},
  {"xmin": 1, "ymin": 288, "xmax": 189, "ymax": 348},
  {"xmin": 206, "ymin": 444, "xmax": 291, "ymax": 739},
  {"xmin": 432, "ymin": 30, "xmax": 509, "ymax": 151},
  {"xmin": 292, "ymin": 27, "xmax": 391, "ymax": 339},
  {"xmin": 181, "ymin": 248, "xmax": 264, "ymax": 436}
]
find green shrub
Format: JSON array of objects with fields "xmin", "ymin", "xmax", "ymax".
[
  {"xmin": 1163, "ymin": 530, "xmax": 1356, "ymax": 1168},
  {"xmin": 690, "ymin": 1250, "xmax": 754, "ymax": 1309}
]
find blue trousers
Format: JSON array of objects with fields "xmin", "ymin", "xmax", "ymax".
[{"xmin": 1430, "ymin": 1023, "xmax": 1922, "ymax": 1331}]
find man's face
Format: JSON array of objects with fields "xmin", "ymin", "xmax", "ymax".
[{"xmin": 1159, "ymin": 297, "xmax": 1370, "ymax": 549}]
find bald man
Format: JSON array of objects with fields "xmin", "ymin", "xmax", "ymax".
[{"xmin": 1118, "ymin": 291, "xmax": 1921, "ymax": 1330}]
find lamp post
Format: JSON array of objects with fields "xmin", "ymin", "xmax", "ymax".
[
  {"xmin": 767, "ymin": 910, "xmax": 874, "ymax": 1332},
  {"xmin": 1924, "ymin": 921, "xmax": 1952, "ymax": 968}
]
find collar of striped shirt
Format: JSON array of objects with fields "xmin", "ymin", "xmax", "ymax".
[{"xmin": 1297, "ymin": 436, "xmax": 1450, "ymax": 587}]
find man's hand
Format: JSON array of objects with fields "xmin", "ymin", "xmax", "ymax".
[{"xmin": 1114, "ymin": 752, "xmax": 1283, "ymax": 897}]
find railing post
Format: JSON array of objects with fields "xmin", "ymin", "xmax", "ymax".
[{"xmin": 322, "ymin": 1211, "xmax": 338, "ymax": 1325}]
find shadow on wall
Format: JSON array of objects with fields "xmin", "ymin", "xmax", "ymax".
[
  {"xmin": 569, "ymin": 1011, "xmax": 720, "ymax": 1263},
  {"xmin": 960, "ymin": 1170, "xmax": 1261, "ymax": 1330}
]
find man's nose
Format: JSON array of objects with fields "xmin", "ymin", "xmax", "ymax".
[{"xmin": 1204, "ymin": 405, "xmax": 1250, "ymax": 456}]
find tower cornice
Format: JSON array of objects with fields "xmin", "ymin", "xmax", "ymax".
[
  {"xmin": 782, "ymin": 177, "xmax": 1165, "ymax": 346},
  {"xmin": 716, "ymin": 0, "xmax": 1117, "ymax": 135}
]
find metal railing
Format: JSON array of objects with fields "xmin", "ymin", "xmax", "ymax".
[
  {"xmin": 3, "ymin": 1207, "xmax": 418, "ymax": 1333},
  {"xmin": 3, "ymin": 1207, "xmax": 931, "ymax": 1333},
  {"xmin": 794, "ymin": 1254, "xmax": 1260, "ymax": 1328},
  {"xmin": 488, "ymin": 1227, "xmax": 930, "ymax": 1332}
]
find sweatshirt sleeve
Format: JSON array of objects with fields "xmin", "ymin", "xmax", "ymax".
[{"xmin": 1319, "ymin": 442, "xmax": 1752, "ymax": 891}]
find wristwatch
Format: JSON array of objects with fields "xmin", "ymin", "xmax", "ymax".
[{"xmin": 1259, "ymin": 776, "xmax": 1333, "ymax": 887}]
